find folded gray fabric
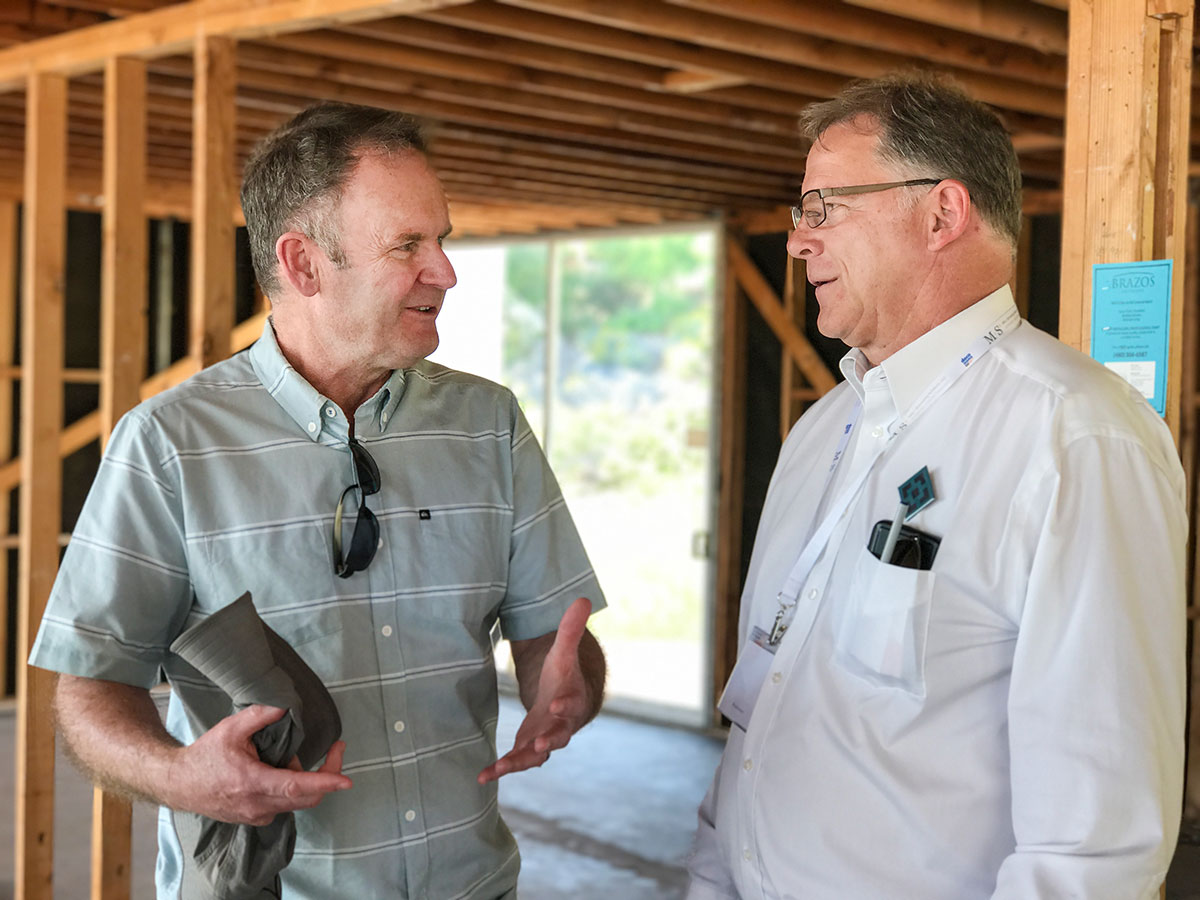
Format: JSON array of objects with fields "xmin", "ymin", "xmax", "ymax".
[{"xmin": 167, "ymin": 592, "xmax": 342, "ymax": 900}]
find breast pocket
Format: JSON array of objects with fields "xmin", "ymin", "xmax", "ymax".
[{"xmin": 834, "ymin": 544, "xmax": 935, "ymax": 697}]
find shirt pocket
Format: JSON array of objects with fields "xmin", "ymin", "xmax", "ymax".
[{"xmin": 834, "ymin": 544, "xmax": 935, "ymax": 697}]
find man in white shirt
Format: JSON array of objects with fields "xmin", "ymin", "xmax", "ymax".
[{"xmin": 687, "ymin": 72, "xmax": 1186, "ymax": 900}]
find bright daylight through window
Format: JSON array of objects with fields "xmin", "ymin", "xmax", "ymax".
[{"xmin": 433, "ymin": 226, "xmax": 718, "ymax": 722}]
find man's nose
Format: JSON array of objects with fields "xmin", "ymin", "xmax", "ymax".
[
  {"xmin": 786, "ymin": 227, "xmax": 816, "ymax": 260},
  {"xmin": 423, "ymin": 248, "xmax": 457, "ymax": 290}
]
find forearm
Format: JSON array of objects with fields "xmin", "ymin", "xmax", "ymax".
[
  {"xmin": 54, "ymin": 673, "xmax": 182, "ymax": 806},
  {"xmin": 513, "ymin": 628, "xmax": 606, "ymax": 724}
]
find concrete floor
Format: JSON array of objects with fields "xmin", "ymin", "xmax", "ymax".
[{"xmin": 4, "ymin": 697, "xmax": 1200, "ymax": 899}]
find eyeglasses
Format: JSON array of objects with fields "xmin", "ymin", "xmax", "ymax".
[
  {"xmin": 791, "ymin": 179, "xmax": 943, "ymax": 229},
  {"xmin": 333, "ymin": 437, "xmax": 381, "ymax": 578}
]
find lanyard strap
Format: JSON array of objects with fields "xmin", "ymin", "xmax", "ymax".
[{"xmin": 769, "ymin": 305, "xmax": 1021, "ymax": 631}]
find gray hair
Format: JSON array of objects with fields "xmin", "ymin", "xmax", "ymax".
[
  {"xmin": 240, "ymin": 101, "xmax": 428, "ymax": 296},
  {"xmin": 800, "ymin": 71, "xmax": 1022, "ymax": 247}
]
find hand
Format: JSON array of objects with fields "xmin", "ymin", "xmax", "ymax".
[
  {"xmin": 478, "ymin": 597, "xmax": 593, "ymax": 785},
  {"xmin": 165, "ymin": 704, "xmax": 352, "ymax": 826}
]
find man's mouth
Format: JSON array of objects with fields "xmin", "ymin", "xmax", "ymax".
[{"xmin": 810, "ymin": 277, "xmax": 836, "ymax": 289}]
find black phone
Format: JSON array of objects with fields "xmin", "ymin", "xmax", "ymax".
[{"xmin": 867, "ymin": 519, "xmax": 941, "ymax": 571}]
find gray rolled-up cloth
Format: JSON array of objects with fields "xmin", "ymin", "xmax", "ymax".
[{"xmin": 167, "ymin": 591, "xmax": 342, "ymax": 900}]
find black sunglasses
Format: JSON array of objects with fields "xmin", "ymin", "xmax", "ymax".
[{"xmin": 333, "ymin": 438, "xmax": 381, "ymax": 578}]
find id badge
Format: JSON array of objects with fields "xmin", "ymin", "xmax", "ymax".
[{"xmin": 717, "ymin": 627, "xmax": 777, "ymax": 731}]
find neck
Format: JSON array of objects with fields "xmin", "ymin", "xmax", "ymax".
[
  {"xmin": 269, "ymin": 310, "xmax": 391, "ymax": 418},
  {"xmin": 860, "ymin": 244, "xmax": 1011, "ymax": 366}
]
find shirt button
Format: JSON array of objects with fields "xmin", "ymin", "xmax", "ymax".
[
  {"xmin": 405, "ymin": 810, "xmax": 416, "ymax": 822},
  {"xmin": 393, "ymin": 720, "xmax": 405, "ymax": 733},
  {"xmin": 771, "ymin": 672, "xmax": 782, "ymax": 684},
  {"xmin": 381, "ymin": 625, "xmax": 393, "ymax": 637},
  {"xmin": 808, "ymin": 589, "xmax": 818, "ymax": 600},
  {"xmin": 743, "ymin": 758, "xmax": 753, "ymax": 771},
  {"xmin": 377, "ymin": 537, "xmax": 384, "ymax": 550},
  {"xmin": 871, "ymin": 425, "xmax": 884, "ymax": 438},
  {"xmin": 381, "ymin": 412, "xmax": 389, "ymax": 425},
  {"xmin": 324, "ymin": 407, "xmax": 335, "ymax": 418},
  {"xmin": 743, "ymin": 848, "xmax": 753, "ymax": 861},
  {"xmin": 307, "ymin": 422, "xmax": 317, "ymax": 433}
]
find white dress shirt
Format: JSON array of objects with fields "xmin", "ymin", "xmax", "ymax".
[{"xmin": 688, "ymin": 286, "xmax": 1186, "ymax": 900}]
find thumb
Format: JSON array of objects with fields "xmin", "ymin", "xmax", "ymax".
[
  {"xmin": 226, "ymin": 704, "xmax": 289, "ymax": 740},
  {"xmin": 551, "ymin": 597, "xmax": 592, "ymax": 655}
]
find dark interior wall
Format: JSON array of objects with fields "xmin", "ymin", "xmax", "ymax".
[{"xmin": 2, "ymin": 209, "xmax": 257, "ymax": 695}]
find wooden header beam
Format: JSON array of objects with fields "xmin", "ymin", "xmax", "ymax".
[{"xmin": 0, "ymin": 0, "xmax": 472, "ymax": 91}]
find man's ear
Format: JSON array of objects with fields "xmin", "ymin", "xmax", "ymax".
[
  {"xmin": 276, "ymin": 232, "xmax": 322, "ymax": 297},
  {"xmin": 925, "ymin": 179, "xmax": 972, "ymax": 251}
]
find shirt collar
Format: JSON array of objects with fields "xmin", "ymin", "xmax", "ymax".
[
  {"xmin": 839, "ymin": 284, "xmax": 1018, "ymax": 417},
  {"xmin": 248, "ymin": 318, "xmax": 407, "ymax": 441}
]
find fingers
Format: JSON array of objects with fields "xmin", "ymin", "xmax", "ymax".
[
  {"xmin": 477, "ymin": 745, "xmax": 551, "ymax": 785},
  {"xmin": 319, "ymin": 740, "xmax": 347, "ymax": 776},
  {"xmin": 477, "ymin": 713, "xmax": 574, "ymax": 785}
]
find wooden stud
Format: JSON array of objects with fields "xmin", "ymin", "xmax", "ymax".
[
  {"xmin": 16, "ymin": 68, "xmax": 67, "ymax": 900},
  {"xmin": 1184, "ymin": 200, "xmax": 1200, "ymax": 821},
  {"xmin": 1013, "ymin": 215, "xmax": 1031, "ymax": 321},
  {"xmin": 91, "ymin": 52, "xmax": 148, "ymax": 900},
  {"xmin": 0, "ymin": 199, "xmax": 12, "ymax": 677},
  {"xmin": 190, "ymin": 35, "xmax": 236, "ymax": 370},
  {"xmin": 1058, "ymin": 0, "xmax": 1193, "ymax": 442},
  {"xmin": 0, "ymin": 199, "xmax": 13, "ymax": 699},
  {"xmin": 712, "ymin": 232, "xmax": 746, "ymax": 720},
  {"xmin": 100, "ymin": 55, "xmax": 147, "ymax": 442}
]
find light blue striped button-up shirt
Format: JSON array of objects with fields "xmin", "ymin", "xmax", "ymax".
[{"xmin": 31, "ymin": 321, "xmax": 605, "ymax": 899}]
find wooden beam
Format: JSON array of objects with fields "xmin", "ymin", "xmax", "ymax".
[
  {"xmin": 837, "ymin": 0, "xmax": 1068, "ymax": 55},
  {"xmin": 1058, "ymin": 0, "xmax": 1193, "ymax": 442},
  {"xmin": 0, "ymin": 0, "xmax": 474, "ymax": 91},
  {"xmin": 497, "ymin": 0, "xmax": 1068, "ymax": 118},
  {"xmin": 92, "ymin": 54, "xmax": 147, "ymax": 900},
  {"xmin": 190, "ymin": 34, "xmax": 236, "ymax": 369},
  {"xmin": 665, "ymin": 0, "xmax": 1068, "ymax": 86},
  {"xmin": 727, "ymin": 235, "xmax": 837, "ymax": 394},
  {"xmin": 0, "ymin": 199, "xmax": 13, "ymax": 699},
  {"xmin": 16, "ymin": 69, "xmax": 67, "ymax": 900}
]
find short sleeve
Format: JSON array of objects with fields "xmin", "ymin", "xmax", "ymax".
[
  {"xmin": 496, "ymin": 397, "xmax": 605, "ymax": 641},
  {"xmin": 28, "ymin": 409, "xmax": 195, "ymax": 687}
]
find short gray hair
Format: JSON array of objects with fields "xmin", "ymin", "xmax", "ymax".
[
  {"xmin": 240, "ymin": 101, "xmax": 428, "ymax": 296},
  {"xmin": 800, "ymin": 71, "xmax": 1022, "ymax": 247}
]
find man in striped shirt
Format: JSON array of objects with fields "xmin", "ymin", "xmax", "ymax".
[{"xmin": 30, "ymin": 101, "xmax": 607, "ymax": 899}]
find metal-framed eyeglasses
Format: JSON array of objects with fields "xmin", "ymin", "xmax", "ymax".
[
  {"xmin": 791, "ymin": 179, "xmax": 943, "ymax": 229},
  {"xmin": 333, "ymin": 437, "xmax": 381, "ymax": 579}
]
